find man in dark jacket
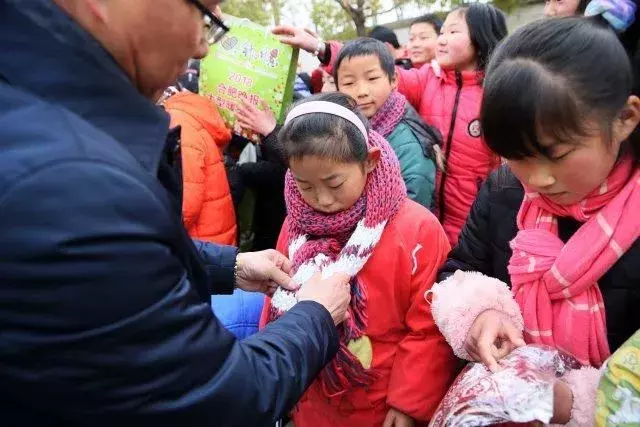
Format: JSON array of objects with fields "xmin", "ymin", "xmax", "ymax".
[{"xmin": 0, "ymin": 0, "xmax": 351, "ymax": 425}]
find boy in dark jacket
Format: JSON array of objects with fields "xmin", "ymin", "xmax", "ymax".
[{"xmin": 333, "ymin": 37, "xmax": 439, "ymax": 209}]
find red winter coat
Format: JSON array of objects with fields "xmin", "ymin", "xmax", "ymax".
[
  {"xmin": 397, "ymin": 63, "xmax": 499, "ymax": 245},
  {"xmin": 260, "ymin": 200, "xmax": 456, "ymax": 426}
]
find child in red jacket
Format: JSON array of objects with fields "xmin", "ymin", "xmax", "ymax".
[
  {"xmin": 260, "ymin": 92, "xmax": 456, "ymax": 427},
  {"xmin": 274, "ymin": 3, "xmax": 508, "ymax": 245}
]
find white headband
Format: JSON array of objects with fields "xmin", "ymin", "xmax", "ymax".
[{"xmin": 284, "ymin": 101, "xmax": 368, "ymax": 141}]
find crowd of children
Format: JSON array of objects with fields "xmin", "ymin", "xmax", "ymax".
[{"xmin": 162, "ymin": 0, "xmax": 640, "ymax": 425}]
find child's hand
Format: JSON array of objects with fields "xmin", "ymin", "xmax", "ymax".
[
  {"xmin": 236, "ymin": 100, "xmax": 277, "ymax": 137},
  {"xmin": 272, "ymin": 25, "xmax": 321, "ymax": 54},
  {"xmin": 466, "ymin": 309, "xmax": 526, "ymax": 372},
  {"xmin": 383, "ymin": 408, "xmax": 414, "ymax": 427}
]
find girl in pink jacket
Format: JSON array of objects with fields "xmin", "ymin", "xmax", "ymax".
[
  {"xmin": 395, "ymin": 4, "xmax": 507, "ymax": 245},
  {"xmin": 431, "ymin": 15, "xmax": 640, "ymax": 426},
  {"xmin": 274, "ymin": 3, "xmax": 508, "ymax": 245}
]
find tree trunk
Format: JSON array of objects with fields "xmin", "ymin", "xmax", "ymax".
[
  {"xmin": 353, "ymin": 11, "xmax": 366, "ymax": 36},
  {"xmin": 270, "ymin": 0, "xmax": 282, "ymax": 26}
]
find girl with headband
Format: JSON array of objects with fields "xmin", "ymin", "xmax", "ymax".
[{"xmin": 259, "ymin": 92, "xmax": 456, "ymax": 427}]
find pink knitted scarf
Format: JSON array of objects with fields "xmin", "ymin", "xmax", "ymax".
[
  {"xmin": 508, "ymin": 157, "xmax": 640, "ymax": 366},
  {"xmin": 268, "ymin": 130, "xmax": 406, "ymax": 396},
  {"xmin": 369, "ymin": 90, "xmax": 406, "ymax": 138}
]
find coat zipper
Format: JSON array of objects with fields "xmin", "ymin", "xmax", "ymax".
[{"xmin": 438, "ymin": 71, "xmax": 463, "ymax": 224}]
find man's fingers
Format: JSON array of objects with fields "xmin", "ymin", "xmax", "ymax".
[
  {"xmin": 274, "ymin": 251, "xmax": 293, "ymax": 275},
  {"xmin": 272, "ymin": 25, "xmax": 297, "ymax": 36},
  {"xmin": 276, "ymin": 38, "xmax": 298, "ymax": 47},
  {"xmin": 268, "ymin": 265, "xmax": 295, "ymax": 291},
  {"xmin": 303, "ymin": 28, "xmax": 319, "ymax": 38},
  {"xmin": 327, "ymin": 272, "xmax": 351, "ymax": 286},
  {"xmin": 266, "ymin": 283, "xmax": 277, "ymax": 297}
]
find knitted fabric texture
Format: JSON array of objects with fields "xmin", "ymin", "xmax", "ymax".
[
  {"xmin": 269, "ymin": 130, "xmax": 406, "ymax": 396},
  {"xmin": 508, "ymin": 157, "xmax": 640, "ymax": 367},
  {"xmin": 369, "ymin": 90, "xmax": 406, "ymax": 138}
]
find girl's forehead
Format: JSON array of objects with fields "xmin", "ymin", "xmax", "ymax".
[{"xmin": 444, "ymin": 10, "xmax": 466, "ymax": 27}]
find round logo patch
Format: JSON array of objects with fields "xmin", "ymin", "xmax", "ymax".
[{"xmin": 468, "ymin": 119, "xmax": 482, "ymax": 138}]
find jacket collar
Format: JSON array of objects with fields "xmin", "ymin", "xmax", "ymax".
[
  {"xmin": 431, "ymin": 60, "xmax": 483, "ymax": 87},
  {"xmin": 0, "ymin": 0, "xmax": 170, "ymax": 173}
]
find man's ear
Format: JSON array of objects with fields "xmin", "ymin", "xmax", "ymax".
[{"xmin": 364, "ymin": 147, "xmax": 381, "ymax": 174}]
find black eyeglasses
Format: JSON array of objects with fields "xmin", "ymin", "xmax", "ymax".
[{"xmin": 186, "ymin": 0, "xmax": 230, "ymax": 45}]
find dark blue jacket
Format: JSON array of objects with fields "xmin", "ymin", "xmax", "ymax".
[{"xmin": 0, "ymin": 1, "xmax": 338, "ymax": 425}]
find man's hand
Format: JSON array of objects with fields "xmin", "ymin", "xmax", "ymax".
[
  {"xmin": 383, "ymin": 408, "xmax": 414, "ymax": 427},
  {"xmin": 297, "ymin": 272, "xmax": 351, "ymax": 325},
  {"xmin": 272, "ymin": 25, "xmax": 321, "ymax": 54},
  {"xmin": 235, "ymin": 250, "xmax": 296, "ymax": 296}
]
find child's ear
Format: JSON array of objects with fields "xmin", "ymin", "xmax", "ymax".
[
  {"xmin": 613, "ymin": 95, "xmax": 640, "ymax": 144},
  {"xmin": 364, "ymin": 147, "xmax": 381, "ymax": 173}
]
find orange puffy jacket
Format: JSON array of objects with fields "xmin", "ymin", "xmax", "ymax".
[{"xmin": 164, "ymin": 92, "xmax": 236, "ymax": 245}]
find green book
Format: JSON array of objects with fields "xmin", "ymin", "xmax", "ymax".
[{"xmin": 200, "ymin": 15, "xmax": 299, "ymax": 143}]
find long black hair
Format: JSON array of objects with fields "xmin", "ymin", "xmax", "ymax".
[
  {"xmin": 279, "ymin": 92, "xmax": 370, "ymax": 163},
  {"xmin": 454, "ymin": 3, "xmax": 508, "ymax": 71},
  {"xmin": 482, "ymin": 17, "xmax": 638, "ymax": 162}
]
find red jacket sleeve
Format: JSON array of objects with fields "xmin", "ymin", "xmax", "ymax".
[
  {"xmin": 386, "ymin": 216, "xmax": 457, "ymax": 422},
  {"xmin": 322, "ymin": 41, "xmax": 342, "ymax": 75},
  {"xmin": 259, "ymin": 218, "xmax": 291, "ymax": 330},
  {"xmin": 396, "ymin": 64, "xmax": 433, "ymax": 112}
]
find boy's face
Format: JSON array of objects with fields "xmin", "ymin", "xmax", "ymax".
[
  {"xmin": 408, "ymin": 23, "xmax": 438, "ymax": 66},
  {"xmin": 336, "ymin": 55, "xmax": 396, "ymax": 119}
]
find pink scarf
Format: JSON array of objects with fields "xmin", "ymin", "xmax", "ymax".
[
  {"xmin": 369, "ymin": 90, "xmax": 406, "ymax": 137},
  {"xmin": 508, "ymin": 157, "xmax": 640, "ymax": 366},
  {"xmin": 267, "ymin": 131, "xmax": 406, "ymax": 396}
]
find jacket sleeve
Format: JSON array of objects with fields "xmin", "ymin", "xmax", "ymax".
[
  {"xmin": 261, "ymin": 125, "xmax": 286, "ymax": 167},
  {"xmin": 193, "ymin": 239, "xmax": 237, "ymax": 295},
  {"xmin": 396, "ymin": 65, "xmax": 432, "ymax": 111},
  {"xmin": 431, "ymin": 174, "xmax": 524, "ymax": 360},
  {"xmin": 0, "ymin": 160, "xmax": 338, "ymax": 426},
  {"xmin": 437, "ymin": 175, "xmax": 495, "ymax": 282},
  {"xmin": 179, "ymin": 123, "xmax": 207, "ymax": 230},
  {"xmin": 386, "ymin": 216, "xmax": 457, "ymax": 421},
  {"xmin": 259, "ymin": 218, "xmax": 290, "ymax": 330},
  {"xmin": 395, "ymin": 138, "xmax": 436, "ymax": 210}
]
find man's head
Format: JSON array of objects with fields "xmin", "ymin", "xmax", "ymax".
[
  {"xmin": 54, "ymin": 0, "xmax": 222, "ymax": 99},
  {"xmin": 368, "ymin": 26, "xmax": 401, "ymax": 59},
  {"xmin": 334, "ymin": 38, "xmax": 396, "ymax": 119}
]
